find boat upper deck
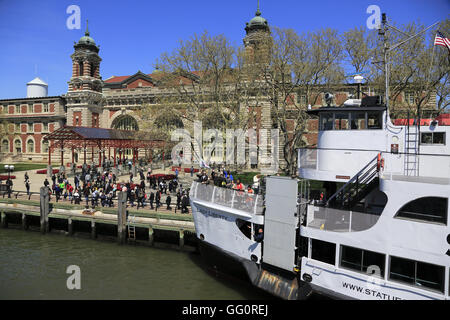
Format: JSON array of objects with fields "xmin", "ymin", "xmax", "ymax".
[{"xmin": 189, "ymin": 181, "xmax": 264, "ymax": 217}]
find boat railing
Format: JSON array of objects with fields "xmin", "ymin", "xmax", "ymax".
[
  {"xmin": 305, "ymin": 205, "xmax": 382, "ymax": 232},
  {"xmin": 190, "ymin": 181, "xmax": 264, "ymax": 215},
  {"xmin": 298, "ymin": 147, "xmax": 450, "ymax": 180}
]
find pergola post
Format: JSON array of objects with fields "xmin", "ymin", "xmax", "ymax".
[
  {"xmin": 84, "ymin": 147, "xmax": 86, "ymax": 164},
  {"xmin": 114, "ymin": 148, "xmax": 116, "ymax": 167},
  {"xmin": 60, "ymin": 144, "xmax": 64, "ymax": 167},
  {"xmin": 91, "ymin": 147, "xmax": 94, "ymax": 166},
  {"xmin": 47, "ymin": 144, "xmax": 52, "ymax": 177},
  {"xmin": 72, "ymin": 147, "xmax": 75, "ymax": 165}
]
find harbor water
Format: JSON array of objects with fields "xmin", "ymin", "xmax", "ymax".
[{"xmin": 0, "ymin": 228, "xmax": 273, "ymax": 300}]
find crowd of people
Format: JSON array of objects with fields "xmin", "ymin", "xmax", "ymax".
[
  {"xmin": 41, "ymin": 165, "xmax": 190, "ymax": 213},
  {"xmin": 196, "ymin": 167, "xmax": 260, "ymax": 195}
]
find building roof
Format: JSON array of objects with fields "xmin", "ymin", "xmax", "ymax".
[
  {"xmin": 0, "ymin": 95, "xmax": 63, "ymax": 102},
  {"xmin": 43, "ymin": 126, "xmax": 165, "ymax": 151},
  {"xmin": 44, "ymin": 126, "xmax": 163, "ymax": 142},
  {"xmin": 27, "ymin": 77, "xmax": 48, "ymax": 86}
]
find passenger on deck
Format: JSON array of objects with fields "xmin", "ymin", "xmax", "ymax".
[{"xmin": 254, "ymin": 228, "xmax": 264, "ymax": 243}]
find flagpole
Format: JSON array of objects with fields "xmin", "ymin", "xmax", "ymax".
[{"xmin": 427, "ymin": 40, "xmax": 436, "ymax": 86}]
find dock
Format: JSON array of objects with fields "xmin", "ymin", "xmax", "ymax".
[{"xmin": 0, "ymin": 188, "xmax": 197, "ymax": 250}]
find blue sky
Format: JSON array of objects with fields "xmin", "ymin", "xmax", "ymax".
[{"xmin": 0, "ymin": 0, "xmax": 448, "ymax": 99}]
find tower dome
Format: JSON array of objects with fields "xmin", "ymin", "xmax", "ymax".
[
  {"xmin": 245, "ymin": 1, "xmax": 269, "ymax": 34},
  {"xmin": 27, "ymin": 77, "xmax": 48, "ymax": 98},
  {"xmin": 74, "ymin": 20, "xmax": 99, "ymax": 53}
]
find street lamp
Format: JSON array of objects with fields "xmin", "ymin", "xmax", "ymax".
[
  {"xmin": 4, "ymin": 165, "xmax": 14, "ymax": 198},
  {"xmin": 4, "ymin": 164, "xmax": 14, "ymax": 180}
]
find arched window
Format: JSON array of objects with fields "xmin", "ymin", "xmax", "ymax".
[
  {"xmin": 395, "ymin": 197, "xmax": 448, "ymax": 225},
  {"xmin": 154, "ymin": 112, "xmax": 184, "ymax": 130},
  {"xmin": 14, "ymin": 139, "xmax": 22, "ymax": 154},
  {"xmin": 42, "ymin": 139, "xmax": 49, "ymax": 153},
  {"xmin": 27, "ymin": 139, "xmax": 34, "ymax": 153},
  {"xmin": 79, "ymin": 61, "xmax": 84, "ymax": 76},
  {"xmin": 1, "ymin": 140, "xmax": 8, "ymax": 153},
  {"xmin": 111, "ymin": 115, "xmax": 138, "ymax": 131}
]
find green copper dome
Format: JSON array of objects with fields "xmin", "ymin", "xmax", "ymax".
[
  {"xmin": 78, "ymin": 20, "xmax": 96, "ymax": 45},
  {"xmin": 78, "ymin": 34, "xmax": 96, "ymax": 45},
  {"xmin": 248, "ymin": 9, "xmax": 267, "ymax": 27},
  {"xmin": 74, "ymin": 20, "xmax": 99, "ymax": 52},
  {"xmin": 245, "ymin": 1, "xmax": 269, "ymax": 34}
]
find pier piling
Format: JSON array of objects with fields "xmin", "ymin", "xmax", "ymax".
[
  {"xmin": 68, "ymin": 218, "xmax": 73, "ymax": 236},
  {"xmin": 179, "ymin": 230, "xmax": 184, "ymax": 248},
  {"xmin": 22, "ymin": 213, "xmax": 28, "ymax": 230},
  {"xmin": 40, "ymin": 186, "xmax": 49, "ymax": 234},
  {"xmin": 91, "ymin": 220, "xmax": 96, "ymax": 239},
  {"xmin": 117, "ymin": 191, "xmax": 127, "ymax": 244},
  {"xmin": 1, "ymin": 210, "xmax": 7, "ymax": 228},
  {"xmin": 148, "ymin": 227, "xmax": 154, "ymax": 246}
]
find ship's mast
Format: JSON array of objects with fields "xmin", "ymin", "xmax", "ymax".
[{"xmin": 378, "ymin": 13, "xmax": 439, "ymax": 119}]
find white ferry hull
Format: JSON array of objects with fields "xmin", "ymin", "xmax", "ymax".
[
  {"xmin": 300, "ymin": 258, "xmax": 445, "ymax": 300},
  {"xmin": 190, "ymin": 199, "xmax": 263, "ymax": 265}
]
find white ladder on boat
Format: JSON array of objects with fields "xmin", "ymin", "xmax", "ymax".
[{"xmin": 404, "ymin": 122, "xmax": 419, "ymax": 176}]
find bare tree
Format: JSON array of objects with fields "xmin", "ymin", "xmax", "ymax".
[{"xmin": 263, "ymin": 27, "xmax": 344, "ymax": 175}]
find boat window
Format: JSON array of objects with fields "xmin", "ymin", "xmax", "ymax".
[
  {"xmin": 334, "ymin": 112, "xmax": 349, "ymax": 130},
  {"xmin": 311, "ymin": 239, "xmax": 335, "ymax": 266},
  {"xmin": 389, "ymin": 256, "xmax": 445, "ymax": 293},
  {"xmin": 235, "ymin": 218, "xmax": 252, "ymax": 239},
  {"xmin": 320, "ymin": 113, "xmax": 334, "ymax": 131},
  {"xmin": 395, "ymin": 197, "xmax": 447, "ymax": 225},
  {"xmin": 367, "ymin": 111, "xmax": 382, "ymax": 129},
  {"xmin": 420, "ymin": 132, "xmax": 446, "ymax": 145},
  {"xmin": 340, "ymin": 245, "xmax": 385, "ymax": 277},
  {"xmin": 350, "ymin": 112, "xmax": 366, "ymax": 130}
]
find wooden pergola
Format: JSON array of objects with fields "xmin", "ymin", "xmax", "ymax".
[{"xmin": 43, "ymin": 126, "xmax": 166, "ymax": 167}]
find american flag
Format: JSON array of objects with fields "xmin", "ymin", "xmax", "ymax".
[{"xmin": 434, "ymin": 31, "xmax": 450, "ymax": 51}]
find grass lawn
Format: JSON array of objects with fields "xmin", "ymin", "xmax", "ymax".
[
  {"xmin": 0, "ymin": 163, "xmax": 47, "ymax": 173},
  {"xmin": 230, "ymin": 171, "xmax": 260, "ymax": 186}
]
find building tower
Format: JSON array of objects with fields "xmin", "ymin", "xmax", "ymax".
[
  {"xmin": 66, "ymin": 21, "xmax": 103, "ymax": 127},
  {"xmin": 243, "ymin": 0, "xmax": 272, "ymax": 68},
  {"xmin": 243, "ymin": 2, "xmax": 277, "ymax": 172}
]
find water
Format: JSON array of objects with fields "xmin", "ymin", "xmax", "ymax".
[{"xmin": 0, "ymin": 228, "xmax": 273, "ymax": 300}]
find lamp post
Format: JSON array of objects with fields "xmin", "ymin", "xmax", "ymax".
[
  {"xmin": 4, "ymin": 165, "xmax": 14, "ymax": 198},
  {"xmin": 4, "ymin": 164, "xmax": 14, "ymax": 180}
]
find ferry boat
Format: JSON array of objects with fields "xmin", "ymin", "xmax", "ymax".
[{"xmin": 190, "ymin": 96, "xmax": 450, "ymax": 300}]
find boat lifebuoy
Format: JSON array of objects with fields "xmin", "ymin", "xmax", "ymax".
[{"xmin": 377, "ymin": 153, "xmax": 382, "ymax": 171}]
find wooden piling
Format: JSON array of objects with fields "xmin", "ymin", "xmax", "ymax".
[
  {"xmin": 1, "ymin": 210, "xmax": 7, "ymax": 228},
  {"xmin": 40, "ymin": 186, "xmax": 50, "ymax": 234},
  {"xmin": 91, "ymin": 220, "xmax": 96, "ymax": 239},
  {"xmin": 148, "ymin": 227, "xmax": 154, "ymax": 246},
  {"xmin": 179, "ymin": 230, "xmax": 184, "ymax": 248},
  {"xmin": 22, "ymin": 213, "xmax": 28, "ymax": 230},
  {"xmin": 68, "ymin": 218, "xmax": 73, "ymax": 236}
]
